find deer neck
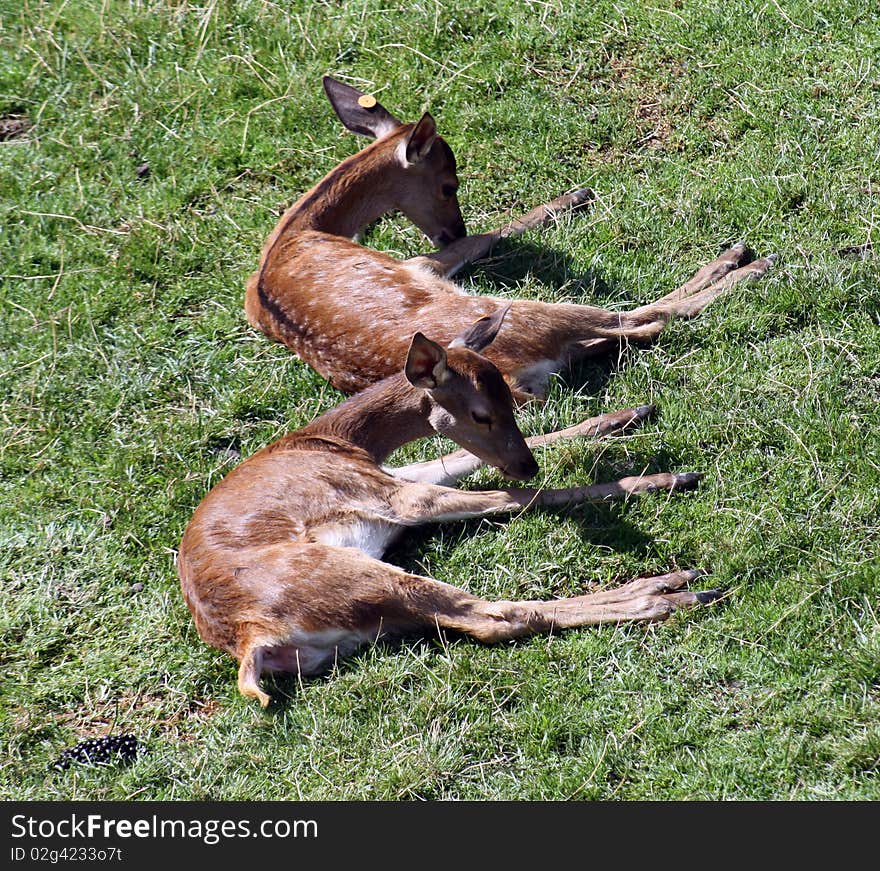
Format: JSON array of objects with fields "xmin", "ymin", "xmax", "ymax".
[
  {"xmin": 280, "ymin": 139, "xmax": 402, "ymax": 239},
  {"xmin": 299, "ymin": 375, "xmax": 433, "ymax": 465}
]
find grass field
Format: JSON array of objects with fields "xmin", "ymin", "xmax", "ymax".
[{"xmin": 2, "ymin": 0, "xmax": 878, "ymax": 800}]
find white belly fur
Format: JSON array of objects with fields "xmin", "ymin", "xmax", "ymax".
[{"xmin": 312, "ymin": 517, "xmax": 402, "ymax": 560}]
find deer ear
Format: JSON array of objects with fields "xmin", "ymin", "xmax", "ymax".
[
  {"xmin": 322, "ymin": 76, "xmax": 401, "ymax": 139},
  {"xmin": 405, "ymin": 333, "xmax": 449, "ymax": 389},
  {"xmin": 449, "ymin": 305, "xmax": 511, "ymax": 353},
  {"xmin": 404, "ymin": 113, "xmax": 437, "ymax": 164}
]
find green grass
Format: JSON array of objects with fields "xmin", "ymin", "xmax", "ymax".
[{"xmin": 2, "ymin": 0, "xmax": 878, "ymax": 800}]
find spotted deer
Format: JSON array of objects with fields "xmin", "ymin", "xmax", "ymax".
[
  {"xmin": 245, "ymin": 76, "xmax": 776, "ymax": 403},
  {"xmin": 178, "ymin": 315, "xmax": 719, "ymax": 706}
]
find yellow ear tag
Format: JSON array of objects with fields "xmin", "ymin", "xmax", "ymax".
[{"xmin": 357, "ymin": 94, "xmax": 378, "ymax": 109}]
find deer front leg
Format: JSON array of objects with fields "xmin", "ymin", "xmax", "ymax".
[
  {"xmin": 407, "ymin": 188, "xmax": 594, "ymax": 279},
  {"xmin": 387, "ymin": 404, "xmax": 654, "ymax": 486},
  {"xmin": 391, "ymin": 468, "xmax": 701, "ymax": 525}
]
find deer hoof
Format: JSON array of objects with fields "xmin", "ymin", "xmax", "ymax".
[
  {"xmin": 673, "ymin": 471, "xmax": 703, "ymax": 490},
  {"xmin": 695, "ymin": 589, "xmax": 724, "ymax": 605}
]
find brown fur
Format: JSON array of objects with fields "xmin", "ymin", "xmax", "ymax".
[{"xmin": 179, "ymin": 331, "xmax": 717, "ymax": 706}]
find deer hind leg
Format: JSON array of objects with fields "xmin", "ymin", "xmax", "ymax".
[
  {"xmin": 236, "ymin": 634, "xmax": 362, "ymax": 708},
  {"xmin": 406, "ymin": 188, "xmax": 594, "ymax": 279},
  {"xmin": 573, "ymin": 247, "xmax": 778, "ymax": 358},
  {"xmin": 227, "ymin": 545, "xmax": 495, "ymax": 706},
  {"xmin": 247, "ymin": 564, "xmax": 719, "ymax": 653},
  {"xmin": 431, "ymin": 569, "xmax": 720, "ymax": 642},
  {"xmin": 665, "ymin": 241, "xmax": 755, "ymax": 303},
  {"xmin": 231, "ymin": 554, "xmax": 717, "ymax": 705},
  {"xmin": 238, "ymin": 646, "xmax": 272, "ymax": 708},
  {"xmin": 652, "ymin": 251, "xmax": 778, "ymax": 318},
  {"xmin": 387, "ymin": 404, "xmax": 655, "ymax": 486},
  {"xmin": 614, "ymin": 241, "xmax": 764, "ymax": 308}
]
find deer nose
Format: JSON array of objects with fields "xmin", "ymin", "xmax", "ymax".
[
  {"xmin": 504, "ymin": 455, "xmax": 539, "ymax": 481},
  {"xmin": 436, "ymin": 220, "xmax": 467, "ymax": 247}
]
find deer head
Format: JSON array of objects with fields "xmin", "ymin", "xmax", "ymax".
[
  {"xmin": 404, "ymin": 308, "xmax": 539, "ymax": 481},
  {"xmin": 322, "ymin": 76, "xmax": 467, "ymax": 248}
]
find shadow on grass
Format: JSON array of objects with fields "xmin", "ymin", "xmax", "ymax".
[
  {"xmin": 258, "ymin": 635, "xmax": 451, "ymax": 709},
  {"xmin": 459, "ymin": 236, "xmax": 612, "ymax": 301}
]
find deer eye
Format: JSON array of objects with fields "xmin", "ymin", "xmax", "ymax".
[
  {"xmin": 441, "ymin": 183, "xmax": 458, "ymax": 199},
  {"xmin": 471, "ymin": 410, "xmax": 492, "ymax": 427}
]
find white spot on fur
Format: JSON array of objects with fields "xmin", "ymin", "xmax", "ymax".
[{"xmin": 512, "ymin": 359, "xmax": 561, "ymax": 397}]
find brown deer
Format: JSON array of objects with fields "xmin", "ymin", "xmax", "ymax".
[
  {"xmin": 178, "ymin": 316, "xmax": 718, "ymax": 707},
  {"xmin": 245, "ymin": 76, "xmax": 776, "ymax": 402}
]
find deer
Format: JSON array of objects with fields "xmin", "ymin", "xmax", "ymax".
[
  {"xmin": 244, "ymin": 76, "xmax": 776, "ymax": 404},
  {"xmin": 178, "ymin": 315, "xmax": 720, "ymax": 707}
]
